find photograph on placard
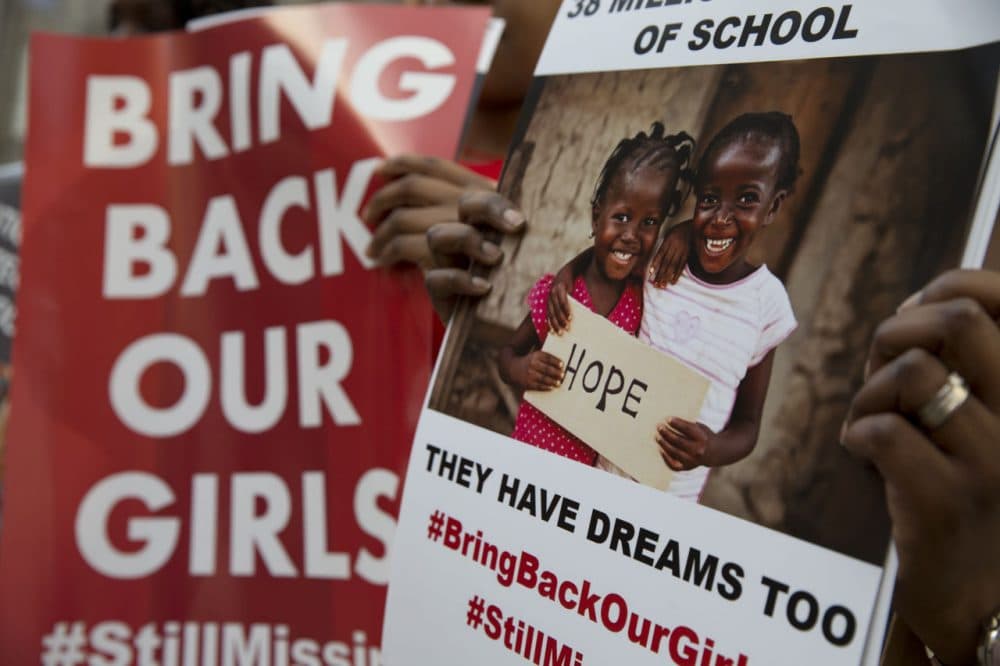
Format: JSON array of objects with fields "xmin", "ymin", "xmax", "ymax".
[{"xmin": 430, "ymin": 48, "xmax": 997, "ymax": 565}]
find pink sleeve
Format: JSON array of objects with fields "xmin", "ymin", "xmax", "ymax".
[{"xmin": 526, "ymin": 274, "xmax": 556, "ymax": 344}]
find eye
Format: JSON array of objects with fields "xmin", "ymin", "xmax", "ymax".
[
  {"xmin": 612, "ymin": 213, "xmax": 630, "ymax": 223},
  {"xmin": 738, "ymin": 191, "xmax": 760, "ymax": 206},
  {"xmin": 697, "ymin": 192, "xmax": 718, "ymax": 207},
  {"xmin": 643, "ymin": 216, "xmax": 662, "ymax": 227}
]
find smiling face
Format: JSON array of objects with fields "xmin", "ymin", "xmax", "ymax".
[
  {"xmin": 691, "ymin": 139, "xmax": 787, "ymax": 284},
  {"xmin": 591, "ymin": 164, "xmax": 675, "ymax": 283}
]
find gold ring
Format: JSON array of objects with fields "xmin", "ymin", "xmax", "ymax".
[{"xmin": 916, "ymin": 372, "xmax": 970, "ymax": 430}]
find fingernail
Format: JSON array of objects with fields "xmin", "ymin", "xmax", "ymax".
[
  {"xmin": 480, "ymin": 241, "xmax": 502, "ymax": 262},
  {"xmin": 862, "ymin": 359, "xmax": 871, "ymax": 381},
  {"xmin": 897, "ymin": 289, "xmax": 923, "ymax": 312},
  {"xmin": 471, "ymin": 277, "xmax": 491, "ymax": 292},
  {"xmin": 503, "ymin": 208, "xmax": 526, "ymax": 230},
  {"xmin": 838, "ymin": 421, "xmax": 848, "ymax": 446}
]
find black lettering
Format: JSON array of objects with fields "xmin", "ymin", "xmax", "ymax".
[
  {"xmin": 557, "ymin": 498, "xmax": 579, "ymax": 533},
  {"xmin": 563, "ymin": 343, "xmax": 584, "ymax": 390},
  {"xmin": 770, "ymin": 10, "xmax": 801, "ymax": 45},
  {"xmin": 623, "ymin": 379, "xmax": 646, "ymax": 418},
  {"xmin": 656, "ymin": 23, "xmax": 683, "ymax": 52},
  {"xmin": 497, "ymin": 473, "xmax": 520, "ymax": 507},
  {"xmin": 515, "ymin": 483, "xmax": 537, "ymax": 514},
  {"xmin": 645, "ymin": 0, "xmax": 662, "ymax": 6},
  {"xmin": 822, "ymin": 605, "xmax": 857, "ymax": 647},
  {"xmin": 739, "ymin": 12, "xmax": 772, "ymax": 46},
  {"xmin": 596, "ymin": 366, "xmax": 624, "ymax": 411},
  {"xmin": 635, "ymin": 25, "xmax": 659, "ymax": 54},
  {"xmin": 718, "ymin": 562, "xmax": 744, "ymax": 600},
  {"xmin": 609, "ymin": 519, "xmax": 635, "ymax": 556},
  {"xmin": 634, "ymin": 527, "xmax": 659, "ymax": 566},
  {"xmin": 424, "ymin": 443, "xmax": 441, "ymax": 471},
  {"xmin": 802, "ymin": 7, "xmax": 834, "ymax": 42},
  {"xmin": 787, "ymin": 590, "xmax": 819, "ymax": 630},
  {"xmin": 760, "ymin": 575, "xmax": 789, "ymax": 616},
  {"xmin": 654, "ymin": 539, "xmax": 681, "ymax": 576},
  {"xmin": 582, "ymin": 360, "xmax": 604, "ymax": 393},
  {"xmin": 586, "ymin": 509, "xmax": 611, "ymax": 544},
  {"xmin": 682, "ymin": 547, "xmax": 718, "ymax": 589},
  {"xmin": 688, "ymin": 19, "xmax": 713, "ymax": 50},
  {"xmin": 713, "ymin": 16, "xmax": 740, "ymax": 48},
  {"xmin": 833, "ymin": 4, "xmax": 858, "ymax": 39},
  {"xmin": 608, "ymin": 0, "xmax": 636, "ymax": 11}
]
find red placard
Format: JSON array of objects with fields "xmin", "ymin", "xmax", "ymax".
[{"xmin": 0, "ymin": 4, "xmax": 490, "ymax": 663}]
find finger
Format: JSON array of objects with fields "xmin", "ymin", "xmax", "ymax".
[
  {"xmin": 899, "ymin": 269, "xmax": 1000, "ymax": 319},
  {"xmin": 647, "ymin": 244, "xmax": 664, "ymax": 284},
  {"xmin": 656, "ymin": 427, "xmax": 701, "ymax": 456},
  {"xmin": 458, "ymin": 190, "xmax": 527, "ymax": 234},
  {"xmin": 534, "ymin": 362, "xmax": 564, "ymax": 386},
  {"xmin": 425, "ymin": 267, "xmax": 491, "ymax": 304},
  {"xmin": 657, "ymin": 438, "xmax": 697, "ymax": 469},
  {"xmin": 841, "ymin": 411, "xmax": 957, "ymax": 524},
  {"xmin": 363, "ymin": 174, "xmax": 464, "ymax": 224},
  {"xmin": 375, "ymin": 234, "xmax": 433, "ymax": 268},
  {"xmin": 426, "ymin": 222, "xmax": 504, "ymax": 269},
  {"xmin": 847, "ymin": 347, "xmax": 994, "ymax": 465},
  {"xmin": 551, "ymin": 288, "xmax": 572, "ymax": 333},
  {"xmin": 367, "ymin": 204, "xmax": 457, "ymax": 259},
  {"xmin": 664, "ymin": 417, "xmax": 703, "ymax": 440},
  {"xmin": 866, "ymin": 298, "xmax": 1000, "ymax": 408},
  {"xmin": 668, "ymin": 247, "xmax": 685, "ymax": 284},
  {"xmin": 378, "ymin": 154, "xmax": 497, "ymax": 190}
]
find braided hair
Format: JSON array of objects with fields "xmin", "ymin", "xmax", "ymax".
[
  {"xmin": 696, "ymin": 112, "xmax": 801, "ymax": 194},
  {"xmin": 590, "ymin": 122, "xmax": 696, "ymax": 218}
]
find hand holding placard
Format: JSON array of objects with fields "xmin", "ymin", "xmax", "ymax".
[{"xmin": 525, "ymin": 298, "xmax": 708, "ymax": 490}]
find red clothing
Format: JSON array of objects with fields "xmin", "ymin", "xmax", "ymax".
[{"xmin": 511, "ymin": 274, "xmax": 642, "ymax": 464}]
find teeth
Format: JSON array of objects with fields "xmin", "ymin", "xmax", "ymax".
[
  {"xmin": 612, "ymin": 251, "xmax": 633, "ymax": 260},
  {"xmin": 706, "ymin": 238, "xmax": 733, "ymax": 251}
]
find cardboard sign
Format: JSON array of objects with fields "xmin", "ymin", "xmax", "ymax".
[
  {"xmin": 0, "ymin": 4, "xmax": 491, "ymax": 664},
  {"xmin": 384, "ymin": 1, "xmax": 1000, "ymax": 664},
  {"xmin": 526, "ymin": 298, "xmax": 708, "ymax": 490}
]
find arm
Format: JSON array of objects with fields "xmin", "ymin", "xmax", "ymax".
[
  {"xmin": 547, "ymin": 248, "xmax": 593, "ymax": 334},
  {"xmin": 842, "ymin": 269, "xmax": 1000, "ymax": 666},
  {"xmin": 498, "ymin": 314, "xmax": 564, "ymax": 391},
  {"xmin": 648, "ymin": 219, "xmax": 692, "ymax": 288},
  {"xmin": 656, "ymin": 349, "xmax": 775, "ymax": 470}
]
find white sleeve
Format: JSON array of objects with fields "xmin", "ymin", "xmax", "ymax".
[{"xmin": 751, "ymin": 277, "xmax": 797, "ymax": 366}]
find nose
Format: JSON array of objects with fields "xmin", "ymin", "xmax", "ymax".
[{"xmin": 713, "ymin": 206, "xmax": 734, "ymax": 226}]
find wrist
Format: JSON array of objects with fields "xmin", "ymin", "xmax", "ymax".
[{"xmin": 926, "ymin": 606, "xmax": 1000, "ymax": 666}]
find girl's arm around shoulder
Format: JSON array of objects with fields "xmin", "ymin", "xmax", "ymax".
[{"xmin": 548, "ymin": 248, "xmax": 593, "ymax": 334}]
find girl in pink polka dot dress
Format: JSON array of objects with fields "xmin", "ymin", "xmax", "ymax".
[{"xmin": 498, "ymin": 123, "xmax": 695, "ymax": 465}]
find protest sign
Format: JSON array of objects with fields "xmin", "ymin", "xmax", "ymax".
[
  {"xmin": 384, "ymin": 1, "xmax": 1000, "ymax": 663},
  {"xmin": 0, "ymin": 4, "xmax": 492, "ymax": 664},
  {"xmin": 526, "ymin": 298, "xmax": 708, "ymax": 490}
]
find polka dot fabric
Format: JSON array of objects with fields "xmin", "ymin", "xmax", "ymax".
[{"xmin": 511, "ymin": 274, "xmax": 642, "ymax": 465}]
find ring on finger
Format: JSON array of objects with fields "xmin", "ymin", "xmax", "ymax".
[{"xmin": 916, "ymin": 371, "xmax": 970, "ymax": 430}]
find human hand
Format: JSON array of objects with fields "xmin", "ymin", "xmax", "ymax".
[
  {"xmin": 364, "ymin": 154, "xmax": 496, "ymax": 267},
  {"xmin": 648, "ymin": 219, "xmax": 692, "ymax": 288},
  {"xmin": 509, "ymin": 351, "xmax": 564, "ymax": 391},
  {"xmin": 656, "ymin": 417, "xmax": 713, "ymax": 471},
  {"xmin": 547, "ymin": 272, "xmax": 573, "ymax": 335},
  {"xmin": 424, "ymin": 190, "xmax": 526, "ymax": 321},
  {"xmin": 841, "ymin": 269, "xmax": 1000, "ymax": 665}
]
